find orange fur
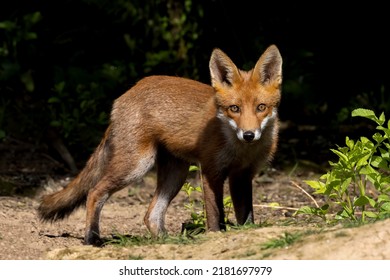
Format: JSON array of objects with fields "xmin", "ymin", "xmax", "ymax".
[{"xmin": 38, "ymin": 45, "xmax": 283, "ymax": 245}]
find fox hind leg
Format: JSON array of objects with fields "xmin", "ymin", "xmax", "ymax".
[
  {"xmin": 85, "ymin": 144, "xmax": 157, "ymax": 246},
  {"xmin": 85, "ymin": 177, "xmax": 112, "ymax": 246},
  {"xmin": 144, "ymin": 147, "xmax": 190, "ymax": 236}
]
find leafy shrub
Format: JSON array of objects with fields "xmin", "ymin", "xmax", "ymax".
[{"xmin": 297, "ymin": 109, "xmax": 390, "ymax": 223}]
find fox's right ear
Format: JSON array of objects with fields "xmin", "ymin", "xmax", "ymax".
[{"xmin": 209, "ymin": 49, "xmax": 240, "ymax": 88}]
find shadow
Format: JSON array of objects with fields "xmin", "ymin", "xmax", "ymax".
[{"xmin": 39, "ymin": 232, "xmax": 84, "ymax": 242}]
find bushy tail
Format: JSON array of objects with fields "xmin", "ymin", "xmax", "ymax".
[{"xmin": 38, "ymin": 127, "xmax": 111, "ymax": 222}]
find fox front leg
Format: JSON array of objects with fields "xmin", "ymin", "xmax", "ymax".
[
  {"xmin": 202, "ymin": 175, "xmax": 226, "ymax": 231},
  {"xmin": 229, "ymin": 169, "xmax": 254, "ymax": 225}
]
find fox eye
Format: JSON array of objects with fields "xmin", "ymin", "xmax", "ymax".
[
  {"xmin": 229, "ymin": 105, "xmax": 240, "ymax": 113},
  {"xmin": 257, "ymin": 104, "xmax": 267, "ymax": 112}
]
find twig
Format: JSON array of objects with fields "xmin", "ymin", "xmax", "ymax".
[
  {"xmin": 253, "ymin": 204, "xmax": 299, "ymax": 211},
  {"xmin": 290, "ymin": 180, "xmax": 320, "ymax": 208}
]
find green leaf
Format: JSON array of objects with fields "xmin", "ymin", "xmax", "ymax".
[
  {"xmin": 367, "ymin": 196, "xmax": 376, "ymax": 208},
  {"xmin": 0, "ymin": 21, "xmax": 16, "ymax": 30},
  {"xmin": 345, "ymin": 136, "xmax": 354, "ymax": 150},
  {"xmin": 319, "ymin": 173, "xmax": 329, "ymax": 180},
  {"xmin": 381, "ymin": 202, "xmax": 390, "ymax": 212},
  {"xmin": 379, "ymin": 112, "xmax": 386, "ymax": 125},
  {"xmin": 372, "ymin": 132, "xmax": 384, "ymax": 143},
  {"xmin": 47, "ymin": 97, "xmax": 61, "ymax": 103},
  {"xmin": 336, "ymin": 209, "xmax": 352, "ymax": 220},
  {"xmin": 330, "ymin": 148, "xmax": 349, "ymax": 162},
  {"xmin": 189, "ymin": 165, "xmax": 199, "ymax": 172},
  {"xmin": 304, "ymin": 180, "xmax": 326, "ymax": 193},
  {"xmin": 354, "ymin": 195, "xmax": 370, "ymax": 207},
  {"xmin": 268, "ymin": 202, "xmax": 280, "ymax": 208},
  {"xmin": 24, "ymin": 32, "xmax": 38, "ymax": 40},
  {"xmin": 351, "ymin": 108, "xmax": 375, "ymax": 118},
  {"xmin": 360, "ymin": 164, "xmax": 377, "ymax": 175},
  {"xmin": 54, "ymin": 81, "xmax": 66, "ymax": 93},
  {"xmin": 360, "ymin": 136, "xmax": 372, "ymax": 145},
  {"xmin": 379, "ymin": 147, "xmax": 390, "ymax": 160},
  {"xmin": 50, "ymin": 120, "xmax": 61, "ymax": 127},
  {"xmin": 363, "ymin": 211, "xmax": 378, "ymax": 218},
  {"xmin": 352, "ymin": 108, "xmax": 381, "ymax": 124},
  {"xmin": 295, "ymin": 205, "xmax": 328, "ymax": 217},
  {"xmin": 340, "ymin": 177, "xmax": 352, "ymax": 194},
  {"xmin": 378, "ymin": 194, "xmax": 390, "ymax": 203},
  {"xmin": 20, "ymin": 71, "xmax": 34, "ymax": 92},
  {"xmin": 371, "ymin": 156, "xmax": 389, "ymax": 170},
  {"xmin": 356, "ymin": 152, "xmax": 371, "ymax": 168},
  {"xmin": 320, "ymin": 204, "xmax": 329, "ymax": 211},
  {"xmin": 24, "ymin": 11, "xmax": 42, "ymax": 24},
  {"xmin": 377, "ymin": 127, "xmax": 390, "ymax": 138},
  {"xmin": 295, "ymin": 206, "xmax": 312, "ymax": 215},
  {"xmin": 325, "ymin": 179, "xmax": 341, "ymax": 195},
  {"xmin": 223, "ymin": 196, "xmax": 232, "ymax": 206}
]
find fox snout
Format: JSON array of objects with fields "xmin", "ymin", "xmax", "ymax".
[
  {"xmin": 243, "ymin": 130, "xmax": 256, "ymax": 142},
  {"xmin": 238, "ymin": 128, "xmax": 261, "ymax": 143},
  {"xmin": 232, "ymin": 108, "xmax": 277, "ymax": 143},
  {"xmin": 243, "ymin": 131, "xmax": 255, "ymax": 142}
]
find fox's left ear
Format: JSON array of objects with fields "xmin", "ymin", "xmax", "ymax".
[{"xmin": 253, "ymin": 45, "xmax": 282, "ymax": 88}]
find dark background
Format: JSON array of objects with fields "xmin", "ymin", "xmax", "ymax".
[{"xmin": 1, "ymin": 0, "xmax": 389, "ymax": 174}]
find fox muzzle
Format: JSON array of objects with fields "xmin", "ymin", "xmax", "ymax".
[
  {"xmin": 237, "ymin": 129, "xmax": 261, "ymax": 143},
  {"xmin": 243, "ymin": 131, "xmax": 255, "ymax": 142}
]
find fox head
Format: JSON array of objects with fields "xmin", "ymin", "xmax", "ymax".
[{"xmin": 209, "ymin": 45, "xmax": 282, "ymax": 143}]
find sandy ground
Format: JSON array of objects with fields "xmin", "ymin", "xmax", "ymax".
[{"xmin": 1, "ymin": 170, "xmax": 390, "ymax": 260}]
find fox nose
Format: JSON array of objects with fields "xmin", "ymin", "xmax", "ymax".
[{"xmin": 243, "ymin": 131, "xmax": 255, "ymax": 142}]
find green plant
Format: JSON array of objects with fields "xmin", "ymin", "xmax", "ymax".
[
  {"xmin": 0, "ymin": 11, "xmax": 43, "ymax": 139},
  {"xmin": 0, "ymin": 11, "xmax": 41, "ymax": 92},
  {"xmin": 297, "ymin": 108, "xmax": 390, "ymax": 223},
  {"xmin": 104, "ymin": 232, "xmax": 198, "ymax": 247},
  {"xmin": 48, "ymin": 80, "xmax": 109, "ymax": 149},
  {"xmin": 181, "ymin": 165, "xmax": 233, "ymax": 234},
  {"xmin": 261, "ymin": 232, "xmax": 302, "ymax": 249},
  {"xmin": 181, "ymin": 182, "xmax": 206, "ymax": 234},
  {"xmin": 181, "ymin": 165, "xmax": 206, "ymax": 234}
]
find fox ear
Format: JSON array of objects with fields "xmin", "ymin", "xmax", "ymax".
[
  {"xmin": 253, "ymin": 45, "xmax": 282, "ymax": 87},
  {"xmin": 209, "ymin": 48, "xmax": 240, "ymax": 88}
]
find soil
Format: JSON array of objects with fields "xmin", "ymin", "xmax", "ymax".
[{"xmin": 1, "ymin": 136, "xmax": 390, "ymax": 260}]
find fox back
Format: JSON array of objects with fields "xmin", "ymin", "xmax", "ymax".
[{"xmin": 38, "ymin": 45, "xmax": 282, "ymax": 246}]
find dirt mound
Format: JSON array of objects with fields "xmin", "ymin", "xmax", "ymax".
[{"xmin": 45, "ymin": 219, "xmax": 390, "ymax": 260}]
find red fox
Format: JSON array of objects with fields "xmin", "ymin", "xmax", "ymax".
[{"xmin": 38, "ymin": 45, "xmax": 282, "ymax": 246}]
